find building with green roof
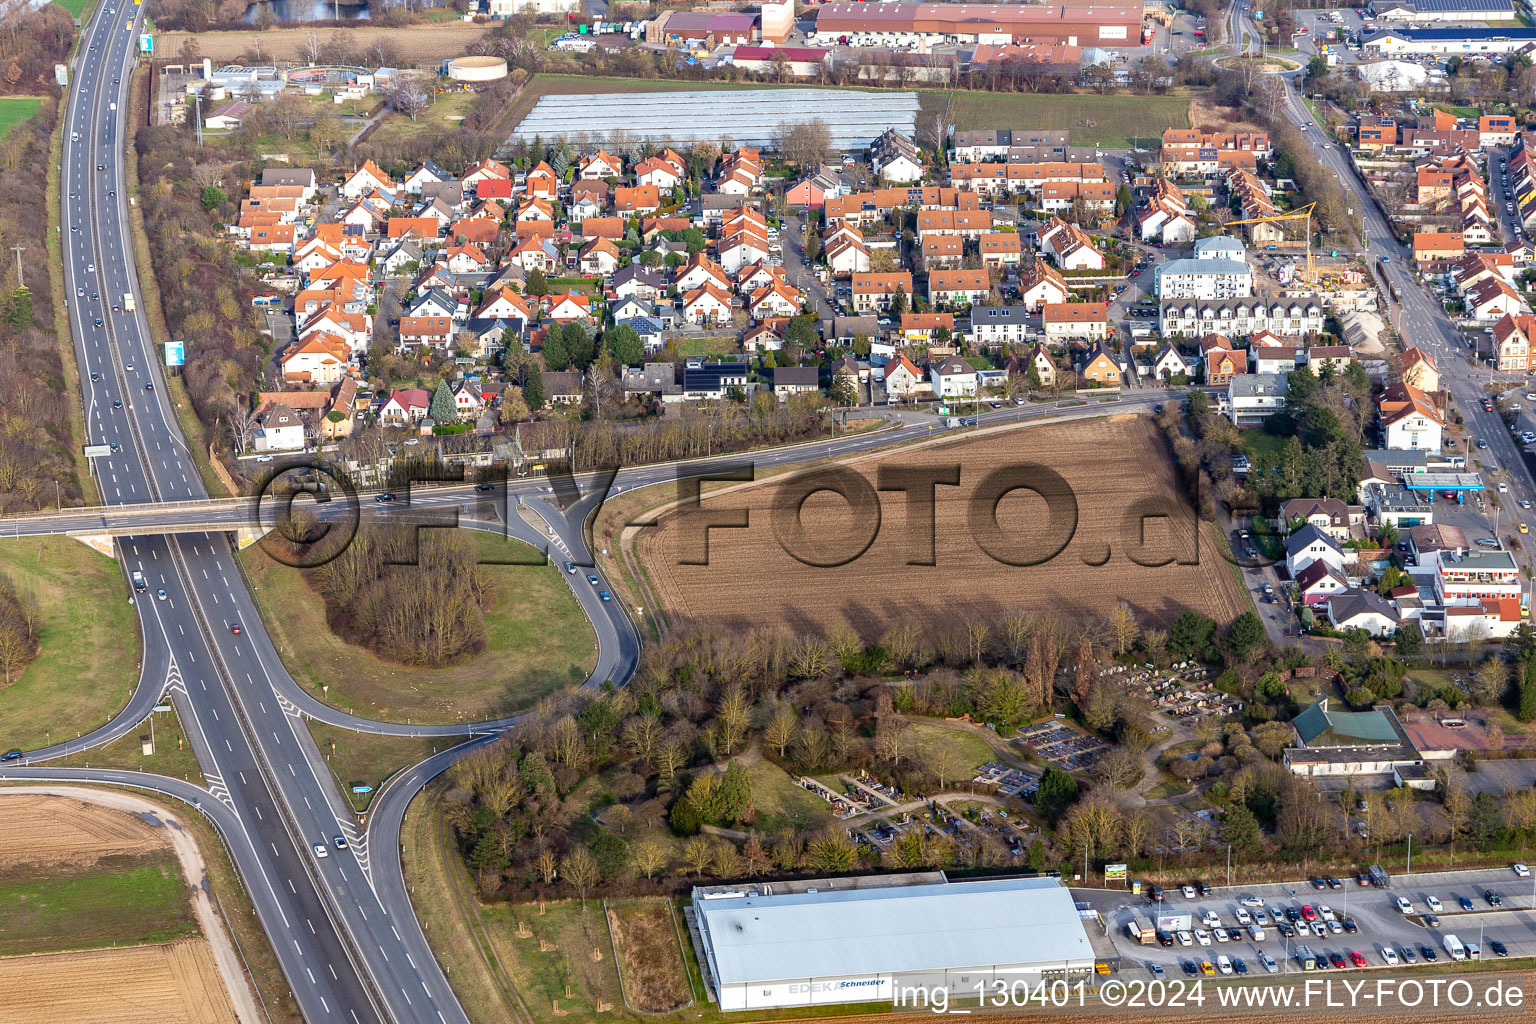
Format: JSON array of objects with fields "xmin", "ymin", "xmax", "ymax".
[{"xmin": 1284, "ymin": 697, "xmax": 1423, "ymax": 780}]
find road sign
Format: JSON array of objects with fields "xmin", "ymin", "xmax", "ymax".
[
  {"xmin": 164, "ymin": 340, "xmax": 184, "ymax": 366},
  {"xmin": 352, "ymin": 785, "xmax": 373, "ymax": 794},
  {"xmin": 154, "ymin": 704, "xmax": 173, "ymax": 712},
  {"xmin": 138, "ymin": 33, "xmax": 153, "ymax": 52},
  {"xmin": 54, "ymin": 64, "xmax": 68, "ymax": 86},
  {"xmin": 83, "ymin": 444, "xmax": 113, "ymax": 458}
]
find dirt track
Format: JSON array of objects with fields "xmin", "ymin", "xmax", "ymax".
[
  {"xmin": 156, "ymin": 23, "xmax": 489, "ymax": 63},
  {"xmin": 0, "ymin": 788, "xmax": 260, "ymax": 1024}
]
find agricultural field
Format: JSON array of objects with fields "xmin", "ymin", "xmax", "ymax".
[
  {"xmin": 606, "ymin": 900, "xmax": 691, "ymax": 1014},
  {"xmin": 505, "ymin": 74, "xmax": 795, "ymax": 136},
  {"xmin": 0, "ymin": 793, "xmax": 167, "ymax": 869},
  {"xmin": 921, "ymin": 91, "xmax": 1193, "ymax": 149},
  {"xmin": 154, "ymin": 22, "xmax": 490, "ymax": 62},
  {"xmin": 241, "ymin": 530, "xmax": 595, "ymax": 724},
  {"xmin": 0, "ymin": 940, "xmax": 239, "ymax": 1024},
  {"xmin": 0, "ymin": 536, "xmax": 142, "ymax": 754},
  {"xmin": 0, "ymin": 97, "xmax": 42, "ymax": 141},
  {"xmin": 634, "ymin": 416, "xmax": 1249, "ymax": 640}
]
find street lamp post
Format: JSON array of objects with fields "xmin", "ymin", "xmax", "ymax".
[{"xmin": 1406, "ymin": 833, "xmax": 1413, "ymax": 876}]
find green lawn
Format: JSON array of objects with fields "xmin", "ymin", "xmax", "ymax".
[
  {"xmin": 48, "ymin": 0, "xmax": 92, "ymax": 17},
  {"xmin": 922, "ymin": 91, "xmax": 1194, "ymax": 150},
  {"xmin": 367, "ymin": 91, "xmax": 477, "ymax": 151},
  {"xmin": 674, "ymin": 336, "xmax": 741, "ymax": 359},
  {"xmin": 52, "ymin": 704, "xmax": 203, "ymax": 780},
  {"xmin": 241, "ymin": 531, "xmax": 596, "ymax": 724},
  {"xmin": 742, "ymin": 758, "xmax": 832, "ymax": 832},
  {"xmin": 1241, "ymin": 428, "xmax": 1288, "ymax": 462},
  {"xmin": 0, "ymin": 856, "xmax": 198, "ymax": 955},
  {"xmin": 307, "ymin": 721, "xmax": 447, "ymax": 813},
  {"xmin": 903, "ymin": 721, "xmax": 998, "ymax": 774},
  {"xmin": 0, "ymin": 538, "xmax": 141, "ymax": 753},
  {"xmin": 0, "ymin": 97, "xmax": 42, "ymax": 141}
]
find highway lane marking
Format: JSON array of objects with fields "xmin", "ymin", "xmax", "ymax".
[
  {"xmin": 288, "ymin": 879, "xmax": 296, "ymax": 893},
  {"xmin": 329, "ymin": 963, "xmax": 338, "ymax": 980},
  {"xmin": 378, "ymin": 945, "xmax": 388, "ymax": 962},
  {"xmin": 307, "ymin": 968, "xmax": 315, "ymax": 984},
  {"xmin": 294, "ymin": 939, "xmax": 303, "ymax": 956},
  {"xmin": 308, "ymin": 918, "xmax": 316, "ymax": 934}
]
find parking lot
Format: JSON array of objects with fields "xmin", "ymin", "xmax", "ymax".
[{"xmin": 1076, "ymin": 865, "xmax": 1536, "ymax": 977}]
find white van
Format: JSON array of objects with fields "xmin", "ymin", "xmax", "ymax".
[{"xmin": 1248, "ymin": 923, "xmax": 1266, "ymax": 942}]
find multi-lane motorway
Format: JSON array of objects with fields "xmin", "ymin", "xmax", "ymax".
[
  {"xmin": 10, "ymin": 6, "xmax": 481, "ymax": 1022},
  {"xmin": 19, "ymin": 6, "xmax": 1526, "ymax": 1022},
  {"xmin": 10, "ymin": 8, "xmax": 1175, "ymax": 1020}
]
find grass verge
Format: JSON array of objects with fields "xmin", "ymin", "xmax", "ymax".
[
  {"xmin": 240, "ymin": 530, "xmax": 596, "ymax": 724},
  {"xmin": 305, "ymin": 721, "xmax": 444, "ymax": 814},
  {"xmin": 0, "ymin": 852, "xmax": 198, "ymax": 955},
  {"xmin": 45, "ymin": 90, "xmax": 95, "ymax": 506},
  {"xmin": 53, "ymin": 703, "xmax": 202, "ymax": 781},
  {"xmin": 0, "ymin": 97, "xmax": 42, "ymax": 140},
  {"xmin": 0, "ymin": 538, "xmax": 140, "ymax": 753}
]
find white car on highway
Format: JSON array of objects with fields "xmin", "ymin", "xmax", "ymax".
[{"xmin": 312, "ymin": 843, "xmax": 328, "ymax": 858}]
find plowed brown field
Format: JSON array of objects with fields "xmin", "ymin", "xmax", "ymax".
[
  {"xmin": 0, "ymin": 940, "xmax": 237, "ymax": 1024},
  {"xmin": 0, "ymin": 794, "xmax": 167, "ymax": 869},
  {"xmin": 636, "ymin": 416, "xmax": 1248, "ymax": 637}
]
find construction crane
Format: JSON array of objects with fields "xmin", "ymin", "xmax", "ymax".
[{"xmin": 1225, "ymin": 202, "xmax": 1319, "ymax": 285}]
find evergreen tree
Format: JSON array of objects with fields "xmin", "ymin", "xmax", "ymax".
[
  {"xmin": 200, "ymin": 185, "xmax": 227, "ymax": 211},
  {"xmin": 428, "ymin": 380, "xmax": 456, "ymax": 422},
  {"xmin": 669, "ymin": 795, "xmax": 702, "ymax": 835},
  {"xmin": 890, "ymin": 286, "xmax": 909, "ymax": 318},
  {"xmin": 1220, "ymin": 803, "xmax": 1263, "ymax": 856},
  {"xmin": 523, "ymin": 365, "xmax": 546, "ymax": 410},
  {"xmin": 604, "ymin": 324, "xmax": 643, "ymax": 366},
  {"xmin": 541, "ymin": 326, "xmax": 572, "ymax": 370},
  {"xmin": 719, "ymin": 760, "xmax": 752, "ymax": 824},
  {"xmin": 1394, "ymin": 622, "xmax": 1423, "ymax": 660},
  {"xmin": 526, "ymin": 268, "xmax": 549, "ymax": 297},
  {"xmin": 7, "ymin": 287, "xmax": 30, "ymax": 332},
  {"xmin": 1033, "ymin": 768, "xmax": 1079, "ymax": 824},
  {"xmin": 1224, "ymin": 611, "xmax": 1266, "ymax": 664},
  {"xmin": 568, "ymin": 323, "xmax": 596, "ymax": 370},
  {"xmin": 1521, "ymin": 657, "xmax": 1536, "ymax": 723}
]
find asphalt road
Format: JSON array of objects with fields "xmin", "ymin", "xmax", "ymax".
[{"xmin": 15, "ymin": 8, "xmax": 479, "ymax": 1022}]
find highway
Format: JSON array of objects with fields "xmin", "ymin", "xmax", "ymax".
[
  {"xmin": 11, "ymin": 6, "xmax": 486, "ymax": 1022},
  {"xmin": 0, "ymin": 6, "xmax": 1309, "ymax": 1020},
  {"xmin": 17, "ymin": 10, "xmax": 1179, "ymax": 1019}
]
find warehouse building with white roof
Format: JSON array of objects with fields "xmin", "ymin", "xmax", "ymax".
[{"xmin": 691, "ymin": 873, "xmax": 1096, "ymax": 1011}]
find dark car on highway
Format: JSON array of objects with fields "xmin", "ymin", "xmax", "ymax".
[{"xmin": 0, "ymin": 749, "xmax": 21, "ymax": 762}]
